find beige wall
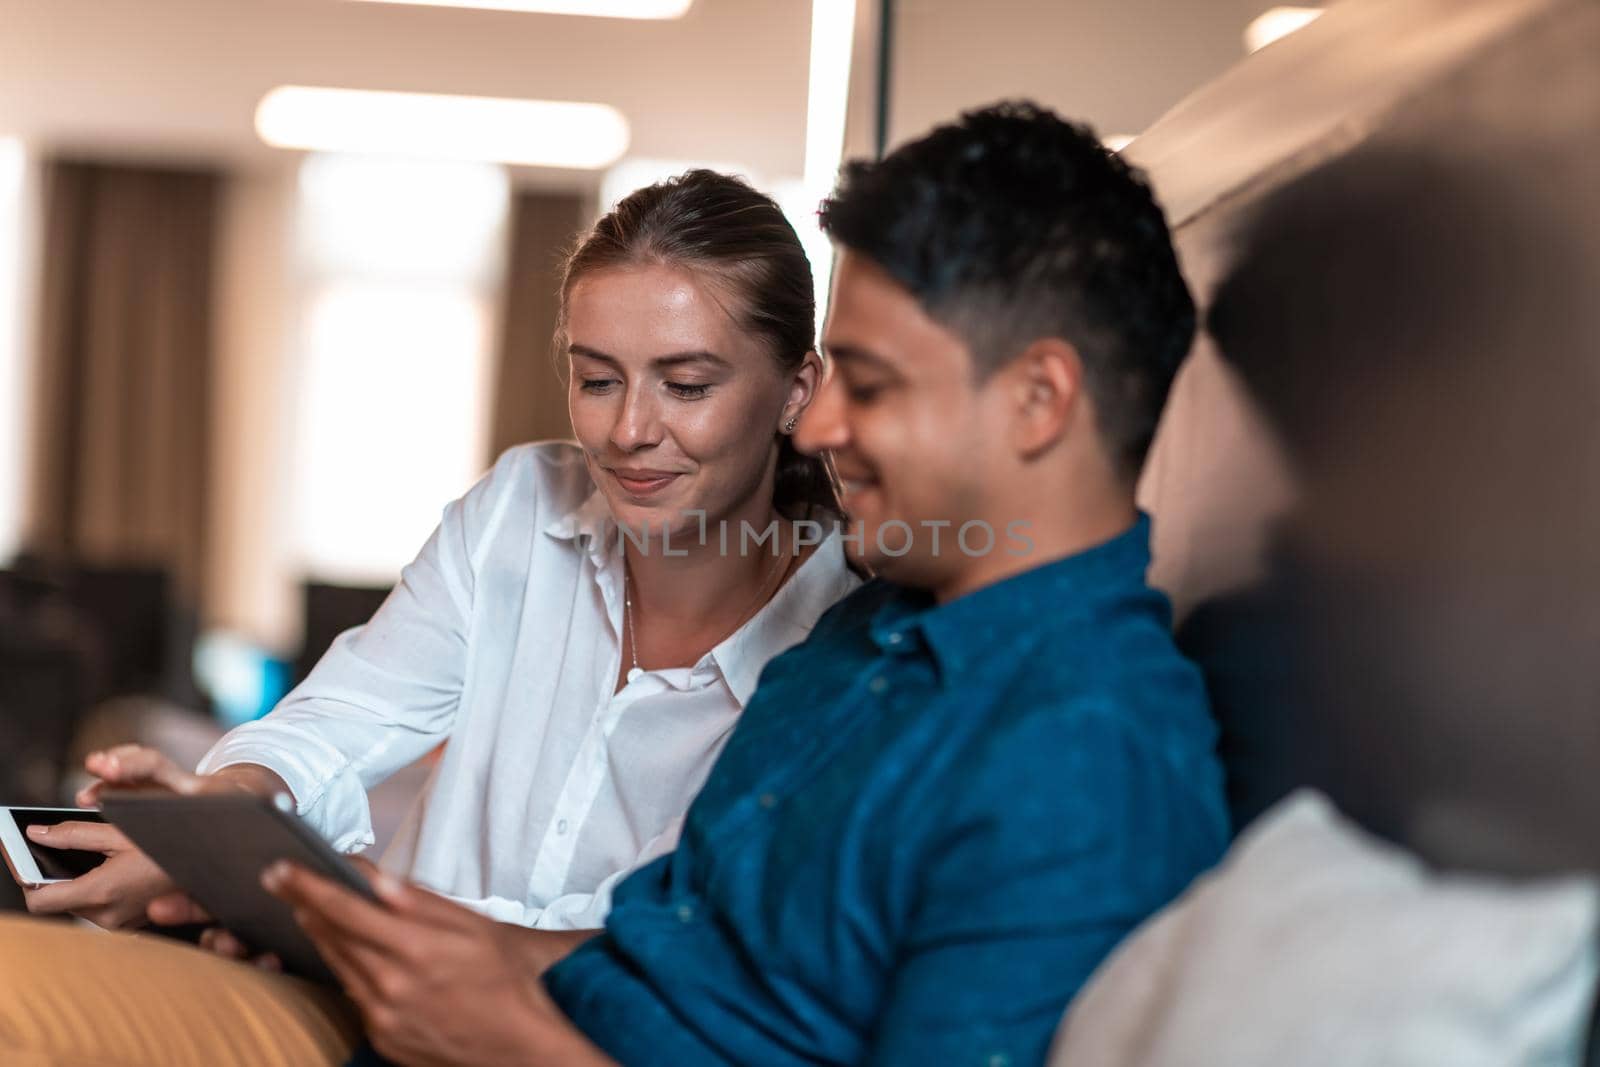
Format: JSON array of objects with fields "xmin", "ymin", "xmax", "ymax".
[{"xmin": 885, "ymin": 0, "xmax": 1284, "ymax": 146}]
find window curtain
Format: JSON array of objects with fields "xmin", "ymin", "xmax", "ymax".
[
  {"xmin": 26, "ymin": 159, "xmax": 221, "ymax": 603},
  {"xmin": 487, "ymin": 190, "xmax": 589, "ymax": 461}
]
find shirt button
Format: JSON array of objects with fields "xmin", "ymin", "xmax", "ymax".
[
  {"xmin": 758, "ymin": 792, "xmax": 777, "ymax": 809},
  {"xmin": 556, "ymin": 819, "xmax": 569, "ymax": 835},
  {"xmin": 886, "ymin": 632, "xmax": 904, "ymax": 646},
  {"xmin": 676, "ymin": 903, "xmax": 695, "ymax": 923},
  {"xmin": 868, "ymin": 675, "xmax": 889, "ymax": 694},
  {"xmin": 986, "ymin": 1055, "xmax": 1011, "ymax": 1067}
]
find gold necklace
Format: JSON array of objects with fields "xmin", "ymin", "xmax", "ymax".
[{"xmin": 622, "ymin": 525, "xmax": 793, "ymax": 684}]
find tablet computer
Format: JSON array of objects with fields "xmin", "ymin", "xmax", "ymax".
[{"xmin": 99, "ymin": 791, "xmax": 376, "ymax": 985}]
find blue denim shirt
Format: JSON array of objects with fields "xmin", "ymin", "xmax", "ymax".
[{"xmin": 545, "ymin": 515, "xmax": 1228, "ymax": 1067}]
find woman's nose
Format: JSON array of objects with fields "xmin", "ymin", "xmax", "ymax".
[{"xmin": 610, "ymin": 385, "xmax": 664, "ymax": 451}]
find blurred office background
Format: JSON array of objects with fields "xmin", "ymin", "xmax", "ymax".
[
  {"xmin": 0, "ymin": 0, "xmax": 1310, "ymax": 818},
  {"xmin": 9, "ymin": 4, "xmax": 1600, "ymax": 1052}
]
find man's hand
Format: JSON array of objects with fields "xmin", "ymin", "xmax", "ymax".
[{"xmin": 264, "ymin": 859, "xmax": 616, "ymax": 1067}]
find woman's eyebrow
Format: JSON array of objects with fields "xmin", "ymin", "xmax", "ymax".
[
  {"xmin": 653, "ymin": 350, "xmax": 731, "ymax": 370},
  {"xmin": 567, "ymin": 344, "xmax": 618, "ymax": 365},
  {"xmin": 569, "ymin": 344, "xmax": 730, "ymax": 370}
]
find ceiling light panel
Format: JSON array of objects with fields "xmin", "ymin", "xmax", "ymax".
[
  {"xmin": 256, "ymin": 86, "xmax": 630, "ymax": 169},
  {"xmin": 345, "ymin": 0, "xmax": 692, "ymax": 18}
]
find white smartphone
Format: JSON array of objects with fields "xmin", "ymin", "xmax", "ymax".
[{"xmin": 0, "ymin": 806, "xmax": 110, "ymax": 888}]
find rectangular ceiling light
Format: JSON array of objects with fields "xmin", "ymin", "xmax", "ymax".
[
  {"xmin": 256, "ymin": 86, "xmax": 630, "ymax": 169},
  {"xmin": 345, "ymin": 0, "xmax": 692, "ymax": 17}
]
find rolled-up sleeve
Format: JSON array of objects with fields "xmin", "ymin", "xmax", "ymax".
[{"xmin": 198, "ymin": 462, "xmax": 493, "ymax": 853}]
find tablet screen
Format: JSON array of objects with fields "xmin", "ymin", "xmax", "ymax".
[{"xmin": 9, "ymin": 809, "xmax": 109, "ymax": 880}]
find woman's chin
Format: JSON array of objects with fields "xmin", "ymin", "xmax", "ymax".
[{"xmin": 608, "ymin": 496, "xmax": 699, "ymax": 543}]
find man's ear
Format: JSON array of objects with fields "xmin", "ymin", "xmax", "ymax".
[{"xmin": 1006, "ymin": 337, "xmax": 1082, "ymax": 458}]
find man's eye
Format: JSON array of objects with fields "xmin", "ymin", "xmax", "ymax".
[
  {"xmin": 846, "ymin": 383, "xmax": 885, "ymax": 404},
  {"xmin": 666, "ymin": 382, "xmax": 712, "ymax": 399},
  {"xmin": 579, "ymin": 378, "xmax": 619, "ymax": 393}
]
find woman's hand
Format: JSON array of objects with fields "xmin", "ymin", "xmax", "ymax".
[
  {"xmin": 142, "ymin": 889, "xmax": 285, "ymax": 969},
  {"xmin": 21, "ymin": 819, "xmax": 176, "ymax": 929},
  {"xmin": 140, "ymin": 887, "xmax": 285, "ymax": 971},
  {"xmin": 74, "ymin": 744, "xmax": 288, "ymax": 807},
  {"xmin": 266, "ymin": 859, "xmax": 615, "ymax": 1067},
  {"xmin": 22, "ymin": 744, "xmax": 290, "ymax": 929},
  {"xmin": 196, "ymin": 925, "xmax": 284, "ymax": 971}
]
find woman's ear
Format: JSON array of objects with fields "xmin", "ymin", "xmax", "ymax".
[
  {"xmin": 783, "ymin": 349, "xmax": 825, "ymax": 429},
  {"xmin": 1008, "ymin": 338, "xmax": 1082, "ymax": 457}
]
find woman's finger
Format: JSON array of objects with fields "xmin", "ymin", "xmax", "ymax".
[
  {"xmin": 213, "ymin": 930, "xmax": 249, "ymax": 958},
  {"xmin": 199, "ymin": 926, "xmax": 273, "ymax": 965},
  {"xmin": 147, "ymin": 891, "xmax": 212, "ymax": 926},
  {"xmin": 85, "ymin": 746, "xmax": 202, "ymax": 793},
  {"xmin": 21, "ymin": 864, "xmax": 112, "ymax": 916},
  {"xmin": 25, "ymin": 820, "xmax": 125, "ymax": 854}
]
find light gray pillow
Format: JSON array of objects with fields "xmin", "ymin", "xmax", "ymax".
[{"xmin": 1051, "ymin": 790, "xmax": 1599, "ymax": 1067}]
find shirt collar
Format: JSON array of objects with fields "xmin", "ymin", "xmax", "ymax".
[
  {"xmin": 869, "ymin": 512, "xmax": 1155, "ymax": 679},
  {"xmin": 541, "ymin": 487, "xmax": 614, "ymax": 563},
  {"xmin": 710, "ymin": 532, "xmax": 856, "ymax": 706},
  {"xmin": 546, "ymin": 491, "xmax": 858, "ymax": 708}
]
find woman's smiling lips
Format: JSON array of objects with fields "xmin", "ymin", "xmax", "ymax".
[{"xmin": 607, "ymin": 467, "xmax": 684, "ymax": 496}]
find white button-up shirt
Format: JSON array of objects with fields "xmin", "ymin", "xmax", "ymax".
[{"xmin": 198, "ymin": 442, "xmax": 860, "ymax": 929}]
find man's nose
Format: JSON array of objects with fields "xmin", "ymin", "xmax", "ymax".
[{"xmin": 794, "ymin": 368, "xmax": 848, "ymax": 456}]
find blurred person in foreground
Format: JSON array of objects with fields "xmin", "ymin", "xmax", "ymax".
[{"xmin": 0, "ymin": 170, "xmax": 859, "ymax": 1063}]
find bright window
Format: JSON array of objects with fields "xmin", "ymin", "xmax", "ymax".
[
  {"xmin": 0, "ymin": 137, "xmax": 32, "ymax": 564},
  {"xmin": 289, "ymin": 154, "xmax": 508, "ymax": 583}
]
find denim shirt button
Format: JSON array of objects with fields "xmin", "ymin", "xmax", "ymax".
[
  {"xmin": 868, "ymin": 675, "xmax": 889, "ymax": 695},
  {"xmin": 886, "ymin": 631, "xmax": 904, "ymax": 645},
  {"xmin": 986, "ymin": 1055, "xmax": 1010, "ymax": 1067},
  {"xmin": 758, "ymin": 792, "xmax": 777, "ymax": 809},
  {"xmin": 676, "ymin": 903, "xmax": 695, "ymax": 923}
]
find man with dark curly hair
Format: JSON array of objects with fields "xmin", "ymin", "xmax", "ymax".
[{"xmin": 276, "ymin": 101, "xmax": 1229, "ymax": 1067}]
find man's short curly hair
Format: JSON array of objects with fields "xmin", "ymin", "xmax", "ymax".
[{"xmin": 819, "ymin": 101, "xmax": 1195, "ymax": 481}]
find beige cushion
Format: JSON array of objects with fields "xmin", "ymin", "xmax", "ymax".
[{"xmin": 1051, "ymin": 790, "xmax": 1600, "ymax": 1067}]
